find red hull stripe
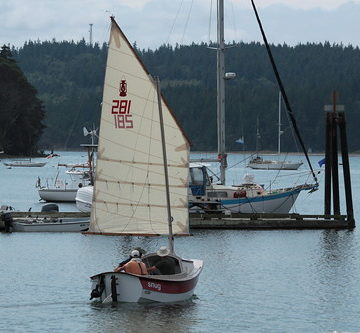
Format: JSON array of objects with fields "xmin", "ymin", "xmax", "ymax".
[{"xmin": 139, "ymin": 275, "xmax": 199, "ymax": 294}]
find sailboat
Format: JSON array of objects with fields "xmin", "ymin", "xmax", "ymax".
[
  {"xmin": 248, "ymin": 92, "xmax": 303, "ymax": 170},
  {"xmin": 87, "ymin": 17, "xmax": 203, "ymax": 303},
  {"xmin": 189, "ymin": 0, "xmax": 316, "ymax": 214}
]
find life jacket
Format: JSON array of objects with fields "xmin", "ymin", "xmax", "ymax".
[{"xmin": 123, "ymin": 259, "xmax": 148, "ymax": 275}]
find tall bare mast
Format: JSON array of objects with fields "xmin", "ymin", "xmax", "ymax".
[
  {"xmin": 217, "ymin": 0, "xmax": 226, "ymax": 185},
  {"xmin": 278, "ymin": 91, "xmax": 282, "ymax": 155},
  {"xmin": 89, "ymin": 23, "xmax": 93, "ymax": 46}
]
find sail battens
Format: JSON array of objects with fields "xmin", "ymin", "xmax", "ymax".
[
  {"xmin": 95, "ymin": 178, "xmax": 188, "ymax": 189},
  {"xmin": 96, "ymin": 157, "xmax": 187, "ymax": 169},
  {"xmin": 89, "ymin": 18, "xmax": 190, "ymax": 235},
  {"xmin": 93, "ymin": 199, "xmax": 187, "ymax": 209}
]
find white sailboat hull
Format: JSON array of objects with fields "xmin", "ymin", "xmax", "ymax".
[
  {"xmin": 90, "ymin": 259, "xmax": 203, "ymax": 303},
  {"xmin": 248, "ymin": 161, "xmax": 303, "ymax": 170},
  {"xmin": 220, "ymin": 189, "xmax": 301, "ymax": 213},
  {"xmin": 12, "ymin": 218, "xmax": 90, "ymax": 232},
  {"xmin": 76, "ymin": 182, "xmax": 308, "ymax": 214},
  {"xmin": 38, "ymin": 188, "xmax": 78, "ymax": 202},
  {"xmin": 190, "ymin": 182, "xmax": 315, "ymax": 214}
]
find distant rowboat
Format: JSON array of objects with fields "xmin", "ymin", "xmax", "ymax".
[{"xmin": 4, "ymin": 159, "xmax": 46, "ymax": 167}]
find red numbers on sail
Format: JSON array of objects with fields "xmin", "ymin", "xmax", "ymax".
[
  {"xmin": 112, "ymin": 100, "xmax": 133, "ymax": 128},
  {"xmin": 112, "ymin": 80, "xmax": 133, "ymax": 129}
]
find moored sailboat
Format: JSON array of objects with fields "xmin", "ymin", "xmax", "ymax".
[
  {"xmin": 189, "ymin": 0, "xmax": 316, "ymax": 214},
  {"xmin": 87, "ymin": 17, "xmax": 202, "ymax": 303},
  {"xmin": 248, "ymin": 92, "xmax": 303, "ymax": 170}
]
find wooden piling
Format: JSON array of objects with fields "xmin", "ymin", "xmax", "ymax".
[
  {"xmin": 324, "ymin": 112, "xmax": 332, "ymax": 215},
  {"xmin": 323, "ymin": 92, "xmax": 355, "ymax": 228},
  {"xmin": 338, "ymin": 112, "xmax": 355, "ymax": 228}
]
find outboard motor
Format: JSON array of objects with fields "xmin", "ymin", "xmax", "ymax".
[
  {"xmin": 90, "ymin": 275, "xmax": 105, "ymax": 300},
  {"xmin": 41, "ymin": 203, "xmax": 59, "ymax": 213},
  {"xmin": 1, "ymin": 212, "xmax": 13, "ymax": 233}
]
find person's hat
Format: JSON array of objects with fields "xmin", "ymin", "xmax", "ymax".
[
  {"xmin": 131, "ymin": 250, "xmax": 140, "ymax": 258},
  {"xmin": 156, "ymin": 246, "xmax": 170, "ymax": 257}
]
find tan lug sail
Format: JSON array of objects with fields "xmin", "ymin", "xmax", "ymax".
[{"xmin": 88, "ymin": 18, "xmax": 190, "ymax": 235}]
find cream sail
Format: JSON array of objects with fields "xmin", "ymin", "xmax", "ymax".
[{"xmin": 89, "ymin": 18, "xmax": 190, "ymax": 235}]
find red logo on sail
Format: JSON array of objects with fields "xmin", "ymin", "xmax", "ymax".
[
  {"xmin": 119, "ymin": 80, "xmax": 127, "ymax": 97},
  {"xmin": 112, "ymin": 80, "xmax": 133, "ymax": 129}
]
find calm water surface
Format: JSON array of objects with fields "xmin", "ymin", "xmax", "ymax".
[{"xmin": 1, "ymin": 152, "xmax": 360, "ymax": 332}]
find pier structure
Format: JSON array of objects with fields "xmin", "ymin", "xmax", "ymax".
[{"xmin": 324, "ymin": 91, "xmax": 355, "ymax": 228}]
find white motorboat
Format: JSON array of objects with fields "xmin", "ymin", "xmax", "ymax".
[
  {"xmin": 11, "ymin": 217, "xmax": 90, "ymax": 232},
  {"xmin": 88, "ymin": 17, "xmax": 202, "ymax": 303}
]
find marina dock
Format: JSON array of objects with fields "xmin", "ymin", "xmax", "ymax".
[
  {"xmin": 1, "ymin": 211, "xmax": 352, "ymax": 231},
  {"xmin": 189, "ymin": 212, "xmax": 351, "ymax": 230}
]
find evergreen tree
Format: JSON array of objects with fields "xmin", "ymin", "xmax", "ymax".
[{"xmin": 0, "ymin": 45, "xmax": 45, "ymax": 155}]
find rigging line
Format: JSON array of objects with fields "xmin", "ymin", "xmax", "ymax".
[
  {"xmin": 226, "ymin": 155, "xmax": 252, "ymax": 171},
  {"xmin": 166, "ymin": 0, "xmax": 184, "ymax": 45},
  {"xmin": 229, "ymin": 0, "xmax": 239, "ymax": 43},
  {"xmin": 250, "ymin": 0, "xmax": 318, "ymax": 186},
  {"xmin": 208, "ymin": 0, "xmax": 213, "ymax": 43},
  {"xmin": 180, "ymin": 0, "xmax": 194, "ymax": 45},
  {"xmin": 283, "ymin": 102, "xmax": 301, "ymax": 153}
]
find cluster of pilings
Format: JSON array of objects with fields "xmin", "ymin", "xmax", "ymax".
[{"xmin": 324, "ymin": 92, "xmax": 355, "ymax": 228}]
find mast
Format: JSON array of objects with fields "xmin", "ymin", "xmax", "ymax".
[
  {"xmin": 256, "ymin": 116, "xmax": 260, "ymax": 153},
  {"xmin": 156, "ymin": 77, "xmax": 174, "ymax": 254},
  {"xmin": 217, "ymin": 0, "xmax": 226, "ymax": 185},
  {"xmin": 278, "ymin": 91, "xmax": 281, "ymax": 155},
  {"xmin": 89, "ymin": 23, "xmax": 93, "ymax": 46}
]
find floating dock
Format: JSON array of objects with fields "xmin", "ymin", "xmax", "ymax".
[
  {"xmin": 189, "ymin": 212, "xmax": 351, "ymax": 230},
  {"xmin": 1, "ymin": 211, "xmax": 352, "ymax": 231}
]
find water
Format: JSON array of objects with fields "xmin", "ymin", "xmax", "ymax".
[{"xmin": 1, "ymin": 152, "xmax": 360, "ymax": 332}]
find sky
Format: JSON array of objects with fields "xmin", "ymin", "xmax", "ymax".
[{"xmin": 1, "ymin": 0, "xmax": 360, "ymax": 50}]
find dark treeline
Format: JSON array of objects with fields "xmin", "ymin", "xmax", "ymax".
[
  {"xmin": 0, "ymin": 45, "xmax": 45, "ymax": 155},
  {"xmin": 12, "ymin": 39, "xmax": 360, "ymax": 152}
]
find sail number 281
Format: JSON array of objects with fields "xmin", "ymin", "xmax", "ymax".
[{"xmin": 112, "ymin": 99, "xmax": 133, "ymax": 129}]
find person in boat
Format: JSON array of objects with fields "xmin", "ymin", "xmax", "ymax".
[
  {"xmin": 147, "ymin": 246, "xmax": 178, "ymax": 275},
  {"xmin": 114, "ymin": 247, "xmax": 146, "ymax": 270},
  {"xmin": 114, "ymin": 249, "xmax": 148, "ymax": 275}
]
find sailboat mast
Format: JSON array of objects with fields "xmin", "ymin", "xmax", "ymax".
[
  {"xmin": 256, "ymin": 116, "xmax": 260, "ymax": 153},
  {"xmin": 155, "ymin": 77, "xmax": 174, "ymax": 254},
  {"xmin": 278, "ymin": 91, "xmax": 281, "ymax": 155},
  {"xmin": 217, "ymin": 0, "xmax": 226, "ymax": 185}
]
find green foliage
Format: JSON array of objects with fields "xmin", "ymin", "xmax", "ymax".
[
  {"xmin": 11, "ymin": 40, "xmax": 360, "ymax": 152},
  {"xmin": 0, "ymin": 45, "xmax": 45, "ymax": 155}
]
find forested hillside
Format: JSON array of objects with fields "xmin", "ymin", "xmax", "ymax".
[{"xmin": 12, "ymin": 40, "xmax": 360, "ymax": 152}]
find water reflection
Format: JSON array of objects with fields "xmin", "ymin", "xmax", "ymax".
[
  {"xmin": 310, "ymin": 230, "xmax": 360, "ymax": 331},
  {"xmin": 88, "ymin": 300, "xmax": 198, "ymax": 333}
]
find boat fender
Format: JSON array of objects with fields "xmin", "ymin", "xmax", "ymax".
[
  {"xmin": 111, "ymin": 275, "xmax": 118, "ymax": 302},
  {"xmin": 233, "ymin": 190, "xmax": 246, "ymax": 198},
  {"xmin": 90, "ymin": 275, "xmax": 105, "ymax": 300}
]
